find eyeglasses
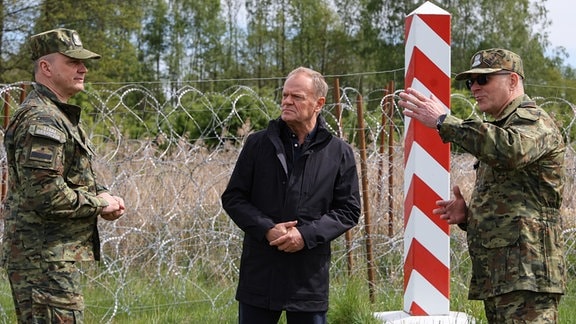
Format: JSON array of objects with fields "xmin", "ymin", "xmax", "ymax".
[{"xmin": 465, "ymin": 72, "xmax": 511, "ymax": 90}]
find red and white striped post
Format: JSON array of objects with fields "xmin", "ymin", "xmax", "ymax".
[
  {"xmin": 402, "ymin": 1, "xmax": 451, "ymax": 316},
  {"xmin": 375, "ymin": 2, "xmax": 472, "ymax": 322},
  {"xmin": 404, "ymin": 2, "xmax": 450, "ymax": 316}
]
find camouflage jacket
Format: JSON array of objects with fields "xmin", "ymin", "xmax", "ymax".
[
  {"xmin": 440, "ymin": 94, "xmax": 566, "ymax": 299},
  {"xmin": 1, "ymin": 83, "xmax": 109, "ymax": 269}
]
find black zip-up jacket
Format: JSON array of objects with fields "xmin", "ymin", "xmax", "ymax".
[{"xmin": 221, "ymin": 116, "xmax": 361, "ymax": 312}]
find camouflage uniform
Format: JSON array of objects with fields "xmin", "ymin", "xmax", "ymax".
[
  {"xmin": 1, "ymin": 29, "xmax": 106, "ymax": 323},
  {"xmin": 441, "ymin": 49, "xmax": 566, "ymax": 322},
  {"xmin": 484, "ymin": 290, "xmax": 560, "ymax": 323}
]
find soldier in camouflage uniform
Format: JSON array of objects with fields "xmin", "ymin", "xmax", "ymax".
[
  {"xmin": 398, "ymin": 48, "xmax": 565, "ymax": 323},
  {"xmin": 1, "ymin": 28, "xmax": 126, "ymax": 323}
]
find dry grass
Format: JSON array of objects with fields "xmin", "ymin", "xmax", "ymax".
[{"xmin": 89, "ymin": 137, "xmax": 576, "ymax": 287}]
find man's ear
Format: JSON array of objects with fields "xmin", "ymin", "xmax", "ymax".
[
  {"xmin": 315, "ymin": 97, "xmax": 326, "ymax": 112},
  {"xmin": 39, "ymin": 60, "xmax": 51, "ymax": 74},
  {"xmin": 510, "ymin": 72, "xmax": 520, "ymax": 88}
]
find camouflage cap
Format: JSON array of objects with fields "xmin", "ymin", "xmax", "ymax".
[
  {"xmin": 29, "ymin": 28, "xmax": 101, "ymax": 61},
  {"xmin": 454, "ymin": 48, "xmax": 524, "ymax": 80}
]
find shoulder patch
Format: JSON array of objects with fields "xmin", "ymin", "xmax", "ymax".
[
  {"xmin": 28, "ymin": 143, "xmax": 57, "ymax": 165},
  {"xmin": 516, "ymin": 108, "xmax": 540, "ymax": 122},
  {"xmin": 28, "ymin": 124, "xmax": 66, "ymax": 143}
]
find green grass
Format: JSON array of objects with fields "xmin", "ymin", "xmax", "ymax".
[{"xmin": 0, "ymin": 267, "xmax": 575, "ymax": 323}]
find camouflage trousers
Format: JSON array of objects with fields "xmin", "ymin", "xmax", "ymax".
[
  {"xmin": 8, "ymin": 261, "xmax": 84, "ymax": 324},
  {"xmin": 483, "ymin": 290, "xmax": 561, "ymax": 324}
]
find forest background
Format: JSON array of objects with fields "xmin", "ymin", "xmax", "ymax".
[
  {"xmin": 0, "ymin": 0, "xmax": 575, "ymax": 94},
  {"xmin": 0, "ymin": 0, "xmax": 576, "ymax": 323}
]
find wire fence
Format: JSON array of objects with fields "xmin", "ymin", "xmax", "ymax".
[{"xmin": 0, "ymin": 80, "xmax": 574, "ymax": 322}]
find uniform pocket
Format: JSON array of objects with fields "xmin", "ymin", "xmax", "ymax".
[
  {"xmin": 478, "ymin": 216, "xmax": 558, "ymax": 293},
  {"xmin": 481, "ymin": 219, "xmax": 520, "ymax": 249},
  {"xmin": 65, "ymin": 146, "xmax": 94, "ymax": 188},
  {"xmin": 31, "ymin": 287, "xmax": 84, "ymax": 322},
  {"xmin": 477, "ymin": 219, "xmax": 521, "ymax": 291}
]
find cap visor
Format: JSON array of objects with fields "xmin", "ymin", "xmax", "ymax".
[
  {"xmin": 455, "ymin": 68, "xmax": 503, "ymax": 80},
  {"xmin": 62, "ymin": 49, "xmax": 101, "ymax": 60}
]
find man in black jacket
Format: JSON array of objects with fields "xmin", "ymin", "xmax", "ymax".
[{"xmin": 221, "ymin": 67, "xmax": 361, "ymax": 324}]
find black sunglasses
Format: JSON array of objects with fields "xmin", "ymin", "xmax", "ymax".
[{"xmin": 465, "ymin": 72, "xmax": 512, "ymax": 90}]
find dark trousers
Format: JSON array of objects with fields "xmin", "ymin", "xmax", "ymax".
[{"xmin": 239, "ymin": 302, "xmax": 327, "ymax": 324}]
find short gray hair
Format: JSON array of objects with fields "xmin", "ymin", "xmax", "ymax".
[{"xmin": 286, "ymin": 67, "xmax": 328, "ymax": 99}]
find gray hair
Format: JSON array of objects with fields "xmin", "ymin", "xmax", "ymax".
[{"xmin": 286, "ymin": 67, "xmax": 328, "ymax": 99}]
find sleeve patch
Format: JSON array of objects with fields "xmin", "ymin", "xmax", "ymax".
[
  {"xmin": 29, "ymin": 125, "xmax": 66, "ymax": 143},
  {"xmin": 28, "ymin": 143, "xmax": 56, "ymax": 164}
]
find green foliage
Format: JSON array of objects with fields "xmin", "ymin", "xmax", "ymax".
[
  {"xmin": 78, "ymin": 84, "xmax": 163, "ymax": 144},
  {"xmin": 31, "ymin": 0, "xmax": 151, "ymax": 84},
  {"xmin": 0, "ymin": 0, "xmax": 573, "ymax": 95},
  {"xmin": 159, "ymin": 86, "xmax": 280, "ymax": 147},
  {"xmin": 329, "ymin": 276, "xmax": 382, "ymax": 324},
  {"xmin": 82, "ymin": 268, "xmax": 238, "ymax": 323},
  {"xmin": 142, "ymin": 0, "xmax": 170, "ymax": 79},
  {"xmin": 450, "ymin": 88, "xmax": 480, "ymax": 121},
  {"xmin": 539, "ymin": 100, "xmax": 576, "ymax": 151},
  {"xmin": 447, "ymin": 0, "xmax": 561, "ymax": 83}
]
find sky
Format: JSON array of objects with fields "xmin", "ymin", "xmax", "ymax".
[{"xmin": 546, "ymin": 0, "xmax": 575, "ymax": 67}]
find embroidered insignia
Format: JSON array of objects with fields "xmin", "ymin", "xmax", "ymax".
[
  {"xmin": 29, "ymin": 144, "xmax": 55, "ymax": 163},
  {"xmin": 71, "ymin": 32, "xmax": 83, "ymax": 47},
  {"xmin": 29, "ymin": 125, "xmax": 66, "ymax": 143},
  {"xmin": 471, "ymin": 53, "xmax": 482, "ymax": 68}
]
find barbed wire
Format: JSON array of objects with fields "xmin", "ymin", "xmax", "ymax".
[
  {"xmin": 58, "ymin": 67, "xmax": 576, "ymax": 93},
  {"xmin": 0, "ymin": 81, "xmax": 574, "ymax": 322}
]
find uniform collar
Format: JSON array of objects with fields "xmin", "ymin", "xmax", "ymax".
[{"xmin": 32, "ymin": 82, "xmax": 83, "ymax": 125}]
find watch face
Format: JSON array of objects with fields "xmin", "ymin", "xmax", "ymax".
[{"xmin": 436, "ymin": 114, "xmax": 446, "ymax": 130}]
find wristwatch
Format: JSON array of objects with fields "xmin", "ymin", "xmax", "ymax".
[{"xmin": 436, "ymin": 114, "xmax": 447, "ymax": 131}]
